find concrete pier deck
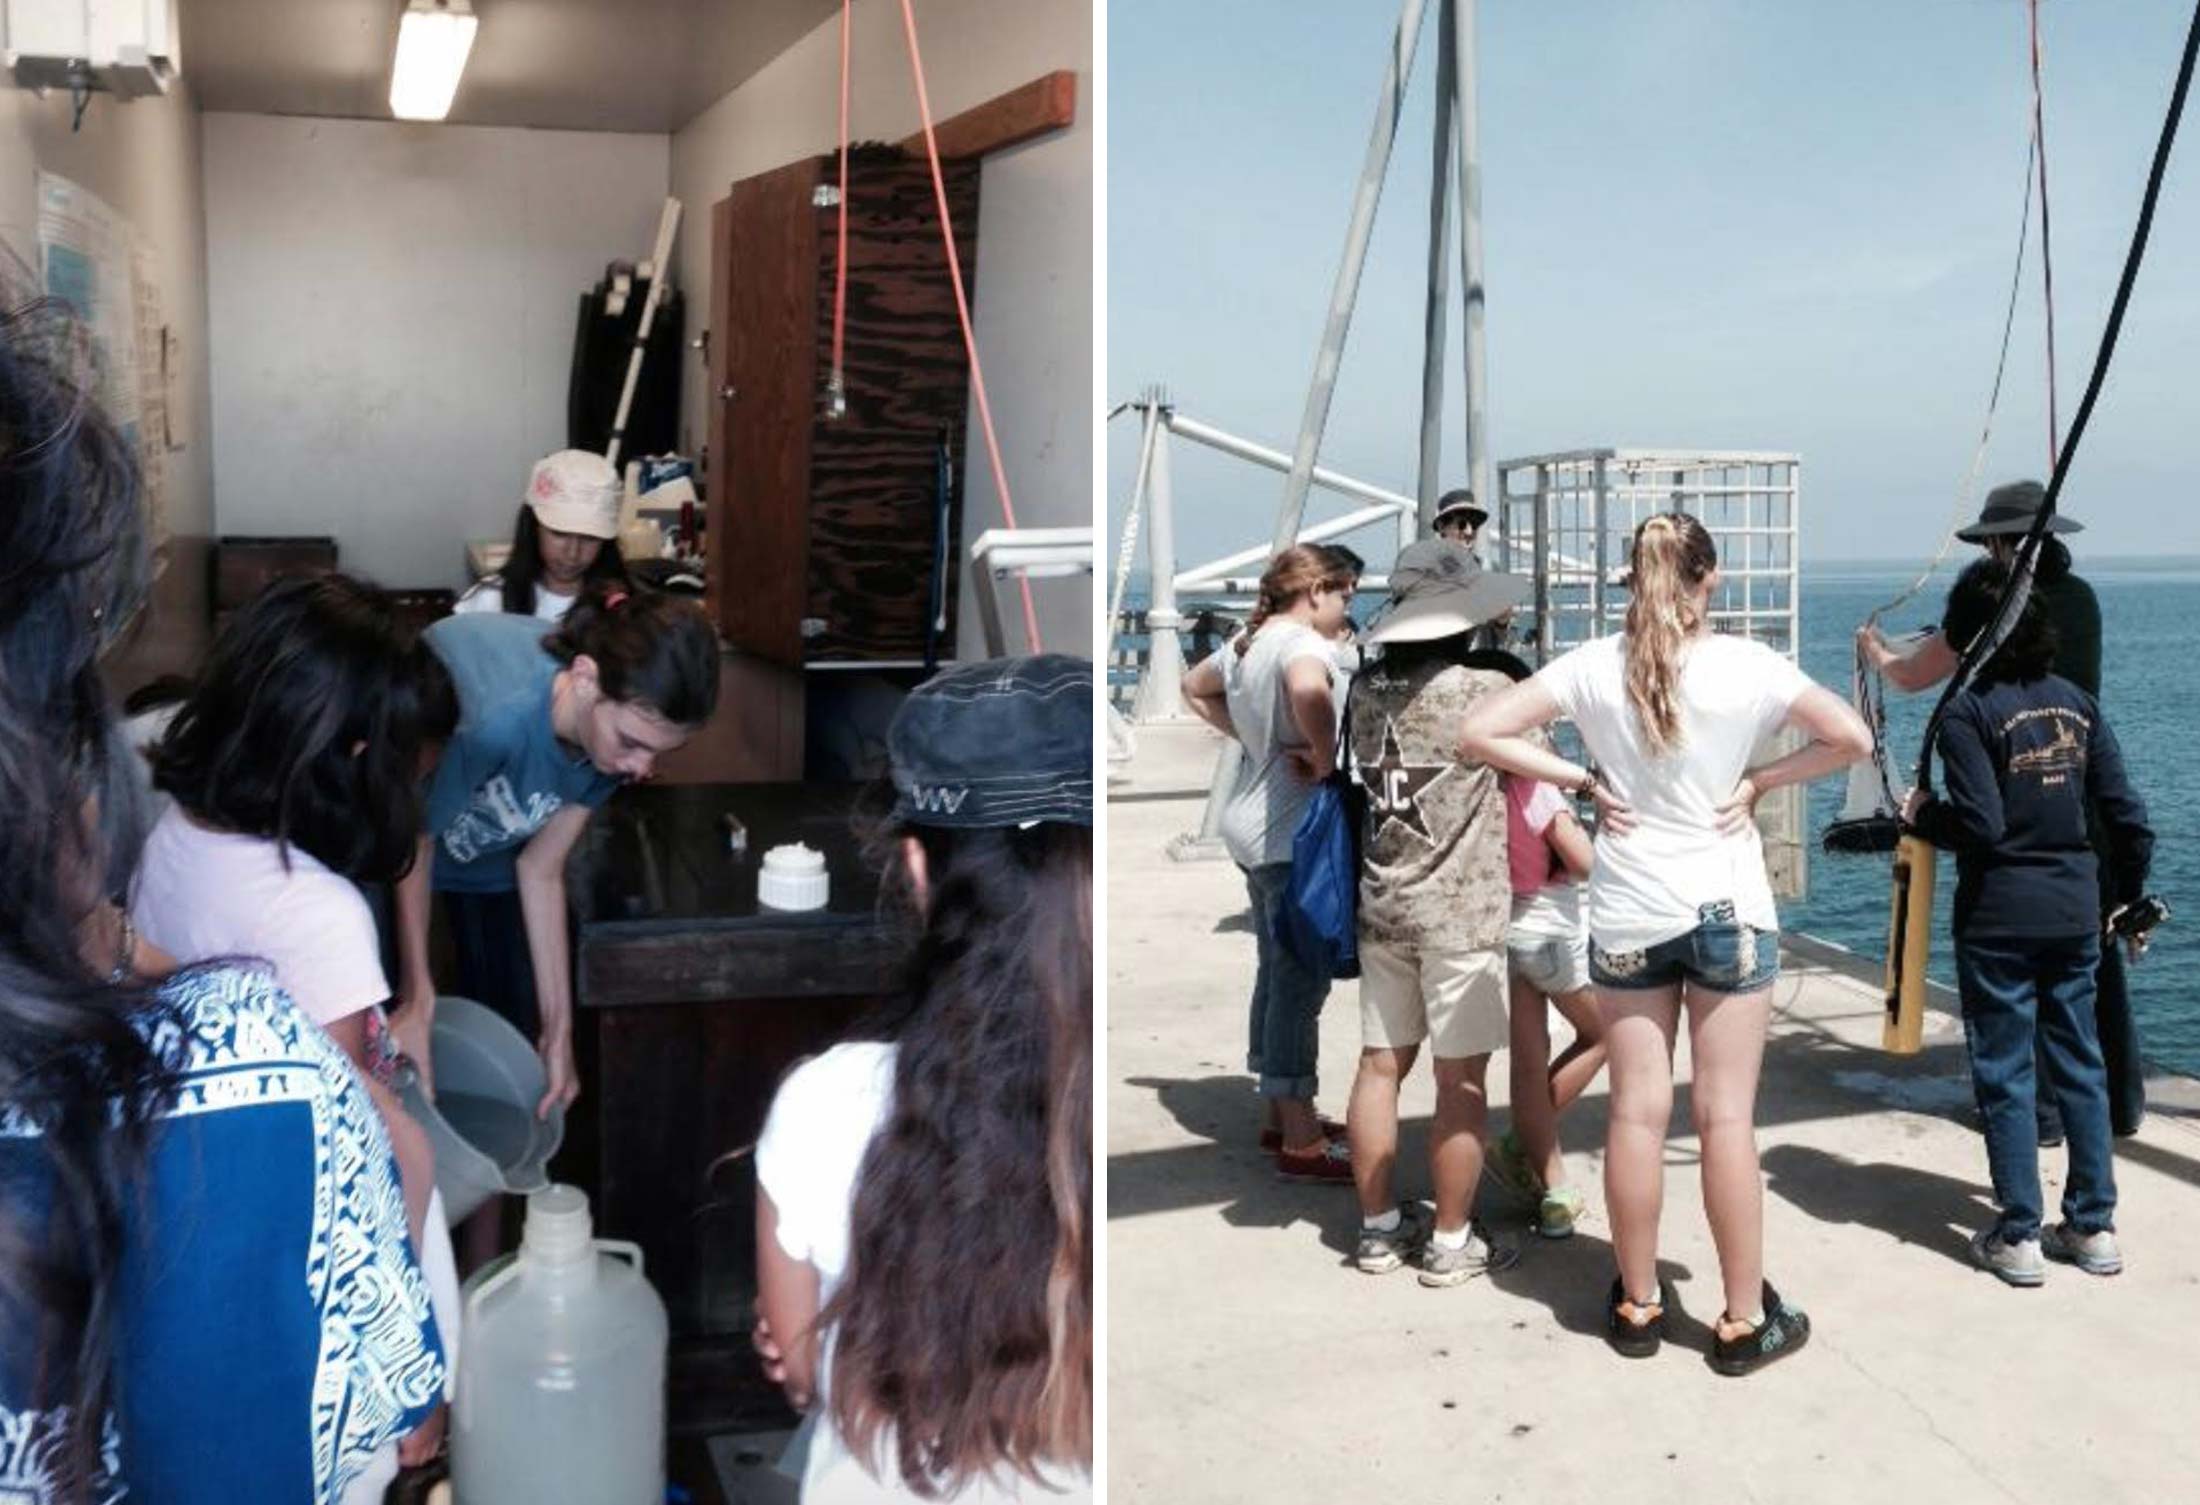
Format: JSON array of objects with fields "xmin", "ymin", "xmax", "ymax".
[{"xmin": 1106, "ymin": 721, "xmax": 2200, "ymax": 1505}]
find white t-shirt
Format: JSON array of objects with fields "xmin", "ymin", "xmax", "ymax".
[
  {"xmin": 1218, "ymin": 620, "xmax": 1335, "ymax": 869},
  {"xmin": 131, "ymin": 807, "xmax": 392, "ymax": 1034},
  {"xmin": 756, "ymin": 1043, "xmax": 1091, "ymax": 1505},
  {"xmin": 453, "ymin": 577, "xmax": 576, "ymax": 623},
  {"xmin": 1534, "ymin": 633, "xmax": 1812, "ymax": 951},
  {"xmin": 1327, "ymin": 638, "xmax": 1361, "ymax": 723}
]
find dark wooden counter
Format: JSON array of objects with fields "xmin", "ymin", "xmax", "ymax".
[{"xmin": 569, "ymin": 781, "xmax": 903, "ymax": 1437}]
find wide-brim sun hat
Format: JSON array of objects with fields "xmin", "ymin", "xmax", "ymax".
[
  {"xmin": 1367, "ymin": 539, "xmax": 1530, "ymax": 646},
  {"xmin": 1954, "ymin": 479, "xmax": 2083, "ymax": 542},
  {"xmin": 526, "ymin": 449, "xmax": 622, "ymax": 540}
]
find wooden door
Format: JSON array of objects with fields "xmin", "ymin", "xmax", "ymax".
[
  {"xmin": 710, "ymin": 148, "xmax": 980, "ymax": 667},
  {"xmin": 803, "ymin": 148, "xmax": 979, "ymax": 663},
  {"xmin": 714, "ymin": 158, "xmax": 822, "ymax": 668}
]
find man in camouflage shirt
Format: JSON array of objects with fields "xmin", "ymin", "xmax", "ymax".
[{"xmin": 1344, "ymin": 544, "xmax": 1532, "ymax": 1287}]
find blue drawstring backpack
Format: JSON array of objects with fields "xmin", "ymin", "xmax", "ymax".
[{"xmin": 1282, "ymin": 690, "xmax": 1364, "ymax": 979}]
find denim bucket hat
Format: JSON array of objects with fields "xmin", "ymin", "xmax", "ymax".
[{"xmin": 888, "ymin": 654, "xmax": 1093, "ymax": 829}]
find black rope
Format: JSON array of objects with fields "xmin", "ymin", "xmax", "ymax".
[{"xmin": 1915, "ymin": 0, "xmax": 2200, "ymax": 790}]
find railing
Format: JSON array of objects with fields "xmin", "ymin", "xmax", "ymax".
[{"xmin": 1106, "ymin": 406, "xmax": 1811, "ymax": 895}]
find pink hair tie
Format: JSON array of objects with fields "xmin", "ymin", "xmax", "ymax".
[{"xmin": 604, "ymin": 589, "xmax": 629, "ymax": 611}]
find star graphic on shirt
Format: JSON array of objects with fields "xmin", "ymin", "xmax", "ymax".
[{"xmin": 1356, "ymin": 718, "xmax": 1454, "ymax": 846}]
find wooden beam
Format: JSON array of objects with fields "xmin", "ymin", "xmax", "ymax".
[{"xmin": 897, "ymin": 69, "xmax": 1076, "ymax": 160}]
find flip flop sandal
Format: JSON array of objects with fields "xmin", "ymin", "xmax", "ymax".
[
  {"xmin": 1606, "ymin": 1276, "xmax": 1667, "ymax": 1359},
  {"xmin": 1709, "ymin": 1281, "xmax": 1811, "ymax": 1377}
]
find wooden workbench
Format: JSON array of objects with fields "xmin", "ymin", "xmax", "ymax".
[{"xmin": 567, "ymin": 780, "xmax": 902, "ymax": 1437}]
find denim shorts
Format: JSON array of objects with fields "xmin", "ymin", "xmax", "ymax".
[{"xmin": 1589, "ymin": 901, "xmax": 1779, "ymax": 994}]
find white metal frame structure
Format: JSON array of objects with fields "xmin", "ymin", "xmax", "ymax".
[
  {"xmin": 1109, "ymin": 392, "xmax": 1420, "ymax": 721},
  {"xmin": 1494, "ymin": 448, "xmax": 1809, "ymax": 897},
  {"xmin": 969, "ymin": 526, "xmax": 1093, "ymax": 657}
]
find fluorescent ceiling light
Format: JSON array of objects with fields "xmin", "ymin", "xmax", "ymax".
[{"xmin": 390, "ymin": 0, "xmax": 477, "ymax": 121}]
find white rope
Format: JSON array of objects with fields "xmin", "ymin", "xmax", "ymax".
[{"xmin": 1866, "ymin": 127, "xmax": 2039, "ymax": 630}]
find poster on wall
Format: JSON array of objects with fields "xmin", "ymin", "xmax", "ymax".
[
  {"xmin": 130, "ymin": 242, "xmax": 170, "ymax": 543},
  {"xmin": 36, "ymin": 170, "xmax": 168, "ymax": 548}
]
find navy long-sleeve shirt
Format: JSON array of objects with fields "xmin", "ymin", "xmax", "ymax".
[{"xmin": 1911, "ymin": 673, "xmax": 2152, "ymax": 941}]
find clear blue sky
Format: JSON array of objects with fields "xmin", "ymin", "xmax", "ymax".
[{"xmin": 1107, "ymin": 0, "xmax": 2200, "ymax": 572}]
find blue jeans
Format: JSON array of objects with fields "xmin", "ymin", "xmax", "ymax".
[
  {"xmin": 1243, "ymin": 863, "xmax": 1329, "ymax": 1099},
  {"xmin": 1955, "ymin": 933, "xmax": 2116, "ymax": 1241}
]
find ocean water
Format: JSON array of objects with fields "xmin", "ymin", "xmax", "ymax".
[
  {"xmin": 1116, "ymin": 562, "xmax": 2199, "ymax": 1074},
  {"xmin": 1791, "ymin": 564, "xmax": 2198, "ymax": 1077}
]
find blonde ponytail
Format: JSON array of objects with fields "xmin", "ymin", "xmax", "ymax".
[{"xmin": 1622, "ymin": 512, "xmax": 1718, "ymax": 754}]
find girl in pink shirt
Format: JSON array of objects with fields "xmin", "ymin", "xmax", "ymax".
[{"xmin": 1490, "ymin": 722, "xmax": 1608, "ymax": 1238}]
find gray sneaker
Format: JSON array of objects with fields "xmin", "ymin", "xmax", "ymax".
[
  {"xmin": 1416, "ymin": 1223, "xmax": 1519, "ymax": 1287},
  {"xmin": 1354, "ymin": 1204, "xmax": 1430, "ymax": 1275},
  {"xmin": 2041, "ymin": 1221, "xmax": 2123, "ymax": 1276},
  {"xmin": 1969, "ymin": 1228, "xmax": 2046, "ymax": 1287}
]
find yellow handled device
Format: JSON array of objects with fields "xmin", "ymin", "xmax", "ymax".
[{"xmin": 1882, "ymin": 834, "xmax": 1937, "ymax": 1054}]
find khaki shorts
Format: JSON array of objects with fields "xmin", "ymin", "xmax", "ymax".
[{"xmin": 1358, "ymin": 941, "xmax": 1509, "ymax": 1058}]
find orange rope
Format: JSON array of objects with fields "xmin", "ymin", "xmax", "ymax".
[
  {"xmin": 830, "ymin": 0, "xmax": 851, "ymax": 407},
  {"xmin": 895, "ymin": 0, "xmax": 1043, "ymax": 654}
]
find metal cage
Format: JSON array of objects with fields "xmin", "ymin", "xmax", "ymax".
[{"xmin": 1495, "ymin": 449, "xmax": 1808, "ymax": 898}]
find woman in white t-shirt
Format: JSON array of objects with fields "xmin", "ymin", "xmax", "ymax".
[
  {"xmin": 132, "ymin": 574, "xmax": 466, "ymax": 1494},
  {"xmin": 454, "ymin": 449, "xmax": 631, "ymax": 623},
  {"xmin": 1180, "ymin": 545, "xmax": 1360, "ymax": 1181},
  {"xmin": 751, "ymin": 656, "xmax": 1092, "ymax": 1502},
  {"xmin": 1459, "ymin": 513, "xmax": 1870, "ymax": 1376}
]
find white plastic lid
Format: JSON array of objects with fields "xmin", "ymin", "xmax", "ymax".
[
  {"xmin": 758, "ymin": 842, "xmax": 829, "ymax": 912},
  {"xmin": 762, "ymin": 842, "xmax": 825, "ymax": 875},
  {"xmin": 523, "ymin": 1183, "xmax": 594, "ymax": 1265}
]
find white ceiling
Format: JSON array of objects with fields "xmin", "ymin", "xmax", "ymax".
[{"xmin": 179, "ymin": 0, "xmax": 843, "ymax": 134}]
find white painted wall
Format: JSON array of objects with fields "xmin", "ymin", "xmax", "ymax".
[
  {"xmin": 670, "ymin": 0, "xmax": 1093, "ymax": 659},
  {"xmin": 201, "ymin": 113, "xmax": 669, "ymax": 590},
  {"xmin": 0, "ymin": 81, "xmax": 215, "ymax": 540}
]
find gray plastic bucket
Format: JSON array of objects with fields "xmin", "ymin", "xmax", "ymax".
[{"xmin": 396, "ymin": 995, "xmax": 566, "ymax": 1224}]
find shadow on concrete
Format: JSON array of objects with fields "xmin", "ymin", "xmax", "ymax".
[
  {"xmin": 1760, "ymin": 1142, "xmax": 1992, "ymax": 1269},
  {"xmin": 1113, "ymin": 972, "xmax": 2200, "ymax": 1230}
]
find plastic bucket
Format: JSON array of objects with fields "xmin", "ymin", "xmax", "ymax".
[{"xmin": 396, "ymin": 996, "xmax": 566, "ymax": 1224}]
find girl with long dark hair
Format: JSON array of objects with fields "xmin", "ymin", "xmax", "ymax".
[
  {"xmin": 1179, "ymin": 544, "xmax": 1359, "ymax": 1180},
  {"xmin": 0, "ymin": 288, "xmax": 443, "ymax": 1499},
  {"xmin": 1460, "ymin": 513, "xmax": 1871, "ymax": 1375},
  {"xmin": 132, "ymin": 574, "xmax": 463, "ymax": 1498},
  {"xmin": 752, "ymin": 656, "xmax": 1092, "ymax": 1501},
  {"xmin": 453, "ymin": 449, "xmax": 630, "ymax": 622}
]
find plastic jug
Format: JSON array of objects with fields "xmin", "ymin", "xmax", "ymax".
[
  {"xmin": 451, "ymin": 1185, "xmax": 667, "ymax": 1504},
  {"xmin": 394, "ymin": 996, "xmax": 564, "ymax": 1224}
]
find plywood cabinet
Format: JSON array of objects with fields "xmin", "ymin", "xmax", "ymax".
[{"xmin": 707, "ymin": 146, "xmax": 979, "ymax": 668}]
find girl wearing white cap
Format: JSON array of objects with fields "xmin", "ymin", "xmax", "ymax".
[{"xmin": 455, "ymin": 449, "xmax": 632, "ymax": 623}]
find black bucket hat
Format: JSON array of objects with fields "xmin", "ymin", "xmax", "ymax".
[
  {"xmin": 1955, "ymin": 480, "xmax": 2083, "ymax": 542},
  {"xmin": 888, "ymin": 654, "xmax": 1092, "ymax": 829}
]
